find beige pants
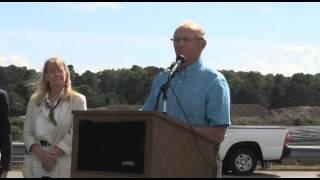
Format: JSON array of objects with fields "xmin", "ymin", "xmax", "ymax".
[{"xmin": 212, "ymin": 143, "xmax": 222, "ymax": 178}]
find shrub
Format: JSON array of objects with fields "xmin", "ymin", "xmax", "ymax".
[
  {"xmin": 10, "ymin": 116, "xmax": 25, "ymax": 141},
  {"xmin": 11, "ymin": 116, "xmax": 25, "ymax": 130},
  {"xmin": 11, "ymin": 125, "xmax": 23, "ymax": 141}
]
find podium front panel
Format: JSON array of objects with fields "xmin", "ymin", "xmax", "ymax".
[
  {"xmin": 77, "ymin": 120, "xmax": 145, "ymax": 174},
  {"xmin": 71, "ymin": 111, "xmax": 214, "ymax": 178}
]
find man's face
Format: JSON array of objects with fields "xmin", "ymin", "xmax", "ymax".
[{"xmin": 173, "ymin": 27, "xmax": 205, "ymax": 66}]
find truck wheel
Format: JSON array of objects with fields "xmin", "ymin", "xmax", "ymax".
[{"xmin": 229, "ymin": 148, "xmax": 257, "ymax": 175}]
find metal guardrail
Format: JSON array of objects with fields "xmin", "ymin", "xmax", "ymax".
[
  {"xmin": 283, "ymin": 145, "xmax": 320, "ymax": 165},
  {"xmin": 9, "ymin": 126, "xmax": 320, "ymax": 164},
  {"xmin": 287, "ymin": 126, "xmax": 320, "ymax": 146},
  {"xmin": 11, "ymin": 142, "xmax": 25, "ymax": 163},
  {"xmin": 10, "ymin": 142, "xmax": 320, "ymax": 165}
]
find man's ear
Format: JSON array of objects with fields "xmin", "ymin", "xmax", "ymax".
[{"xmin": 201, "ymin": 39, "xmax": 207, "ymax": 49}]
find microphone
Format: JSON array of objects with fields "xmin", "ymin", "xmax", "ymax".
[
  {"xmin": 169, "ymin": 55, "xmax": 185, "ymax": 80},
  {"xmin": 168, "ymin": 61, "xmax": 176, "ymax": 70}
]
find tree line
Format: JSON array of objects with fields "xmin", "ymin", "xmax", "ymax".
[{"xmin": 1, "ymin": 64, "xmax": 320, "ymax": 117}]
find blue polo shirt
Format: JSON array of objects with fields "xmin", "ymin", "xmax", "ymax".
[{"xmin": 143, "ymin": 59, "xmax": 231, "ymax": 127}]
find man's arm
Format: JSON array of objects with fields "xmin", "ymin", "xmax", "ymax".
[
  {"xmin": 199, "ymin": 75, "xmax": 230, "ymax": 144},
  {"xmin": 193, "ymin": 126, "xmax": 227, "ymax": 143},
  {"xmin": 0, "ymin": 90, "xmax": 11, "ymax": 176}
]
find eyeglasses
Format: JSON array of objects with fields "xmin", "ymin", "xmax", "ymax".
[{"xmin": 170, "ymin": 37, "xmax": 203, "ymax": 43}]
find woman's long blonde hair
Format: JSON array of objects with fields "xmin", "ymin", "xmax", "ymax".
[{"xmin": 33, "ymin": 57, "xmax": 76, "ymax": 106}]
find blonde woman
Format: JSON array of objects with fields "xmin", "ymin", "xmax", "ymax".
[{"xmin": 23, "ymin": 57, "xmax": 87, "ymax": 178}]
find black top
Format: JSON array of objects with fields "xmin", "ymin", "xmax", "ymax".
[{"xmin": 0, "ymin": 89, "xmax": 11, "ymax": 170}]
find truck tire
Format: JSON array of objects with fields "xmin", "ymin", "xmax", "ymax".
[{"xmin": 228, "ymin": 148, "xmax": 257, "ymax": 175}]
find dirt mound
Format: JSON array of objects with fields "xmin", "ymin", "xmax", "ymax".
[
  {"xmin": 96, "ymin": 104, "xmax": 320, "ymax": 126},
  {"xmin": 232, "ymin": 104, "xmax": 320, "ymax": 126},
  {"xmin": 271, "ymin": 106, "xmax": 320, "ymax": 121},
  {"xmin": 231, "ymin": 104, "xmax": 269, "ymax": 117}
]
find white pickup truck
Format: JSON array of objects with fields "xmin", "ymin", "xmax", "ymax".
[{"xmin": 219, "ymin": 126, "xmax": 291, "ymax": 175}]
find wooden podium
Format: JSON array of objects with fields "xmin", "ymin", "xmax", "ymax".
[{"xmin": 71, "ymin": 110, "xmax": 215, "ymax": 178}]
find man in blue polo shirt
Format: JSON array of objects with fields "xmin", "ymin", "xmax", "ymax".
[{"xmin": 143, "ymin": 20, "xmax": 231, "ymax": 177}]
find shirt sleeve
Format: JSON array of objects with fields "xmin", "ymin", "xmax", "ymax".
[{"xmin": 206, "ymin": 76, "xmax": 231, "ymax": 126}]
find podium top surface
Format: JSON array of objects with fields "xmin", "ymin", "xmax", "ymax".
[{"xmin": 72, "ymin": 110, "xmax": 215, "ymax": 143}]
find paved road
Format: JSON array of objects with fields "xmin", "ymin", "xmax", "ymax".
[
  {"xmin": 8, "ymin": 170, "xmax": 320, "ymax": 178},
  {"xmin": 8, "ymin": 171, "xmax": 23, "ymax": 178},
  {"xmin": 223, "ymin": 170, "xmax": 320, "ymax": 178},
  {"xmin": 10, "ymin": 142, "xmax": 320, "ymax": 178}
]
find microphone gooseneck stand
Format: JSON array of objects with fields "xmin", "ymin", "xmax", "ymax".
[
  {"xmin": 154, "ymin": 55, "xmax": 185, "ymax": 113},
  {"xmin": 154, "ymin": 78, "xmax": 172, "ymax": 114},
  {"xmin": 154, "ymin": 76, "xmax": 172, "ymax": 113}
]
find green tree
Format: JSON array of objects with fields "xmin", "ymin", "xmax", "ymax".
[
  {"xmin": 68, "ymin": 64, "xmax": 81, "ymax": 87},
  {"xmin": 79, "ymin": 70, "xmax": 99, "ymax": 92},
  {"xmin": 75, "ymin": 84, "xmax": 103, "ymax": 108},
  {"xmin": 8, "ymin": 92, "xmax": 26, "ymax": 116},
  {"xmin": 286, "ymin": 73, "xmax": 311, "ymax": 107},
  {"xmin": 269, "ymin": 74, "xmax": 288, "ymax": 109}
]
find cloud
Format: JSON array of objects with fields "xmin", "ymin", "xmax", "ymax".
[
  {"xmin": 285, "ymin": 46, "xmax": 320, "ymax": 62},
  {"xmin": 0, "ymin": 30, "xmax": 171, "ymax": 74},
  {"xmin": 60, "ymin": 2, "xmax": 123, "ymax": 14},
  {"xmin": 2, "ymin": 31, "xmax": 320, "ymax": 77},
  {"xmin": 263, "ymin": 5, "xmax": 276, "ymax": 13},
  {"xmin": 284, "ymin": 45, "xmax": 320, "ymax": 73},
  {"xmin": 261, "ymin": 3, "xmax": 278, "ymax": 13},
  {"xmin": 241, "ymin": 45, "xmax": 320, "ymax": 76},
  {"xmin": 238, "ymin": 45, "xmax": 320, "ymax": 76},
  {"xmin": 0, "ymin": 55, "xmax": 30, "ymax": 67},
  {"xmin": 205, "ymin": 37, "xmax": 320, "ymax": 76}
]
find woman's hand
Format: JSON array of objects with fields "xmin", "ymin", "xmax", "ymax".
[
  {"xmin": 44, "ymin": 145, "xmax": 64, "ymax": 166},
  {"xmin": 48, "ymin": 145, "xmax": 64, "ymax": 160},
  {"xmin": 30, "ymin": 144, "xmax": 56, "ymax": 171},
  {"xmin": 50, "ymin": 145, "xmax": 65, "ymax": 157}
]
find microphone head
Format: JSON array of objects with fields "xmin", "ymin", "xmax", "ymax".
[{"xmin": 176, "ymin": 54, "xmax": 185, "ymax": 64}]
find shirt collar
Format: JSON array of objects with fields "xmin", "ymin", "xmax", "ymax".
[
  {"xmin": 44, "ymin": 88, "xmax": 65, "ymax": 106},
  {"xmin": 181, "ymin": 59, "xmax": 202, "ymax": 73}
]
